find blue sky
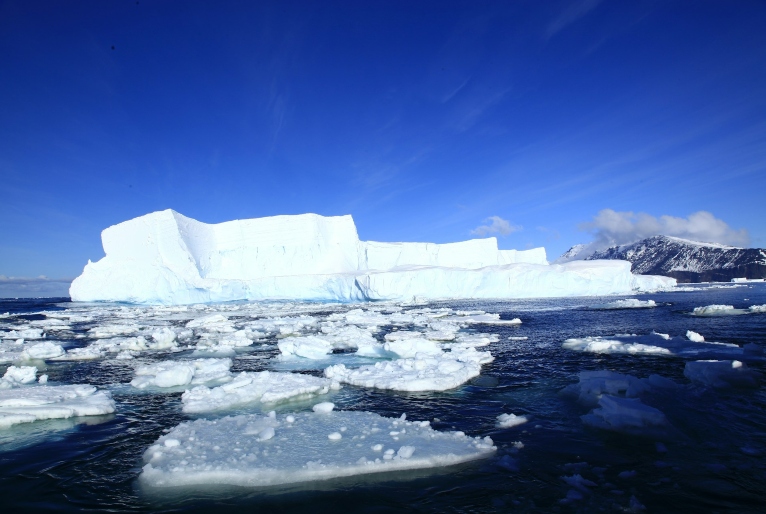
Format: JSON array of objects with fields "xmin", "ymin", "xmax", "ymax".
[{"xmin": 1, "ymin": 0, "xmax": 765, "ymax": 296}]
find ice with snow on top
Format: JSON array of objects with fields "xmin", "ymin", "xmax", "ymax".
[
  {"xmin": 496, "ymin": 413, "xmax": 528, "ymax": 428},
  {"xmin": 69, "ymin": 209, "xmax": 674, "ymax": 304},
  {"xmin": 562, "ymin": 332, "xmax": 749, "ymax": 359},
  {"xmin": 0, "ymin": 383, "xmax": 116, "ymax": 429},
  {"xmin": 686, "ymin": 330, "xmax": 705, "ymax": 343},
  {"xmin": 325, "ymin": 346, "xmax": 492, "ymax": 392},
  {"xmin": 590, "ymin": 299, "xmax": 657, "ymax": 310},
  {"xmin": 139, "ymin": 409, "xmax": 495, "ymax": 488},
  {"xmin": 130, "ymin": 358, "xmax": 233, "ymax": 389},
  {"xmin": 181, "ymin": 371, "xmax": 338, "ymax": 413},
  {"xmin": 684, "ymin": 360, "xmax": 761, "ymax": 389}
]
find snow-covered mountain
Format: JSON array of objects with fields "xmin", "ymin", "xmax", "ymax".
[{"xmin": 562, "ymin": 235, "xmax": 766, "ymax": 283}]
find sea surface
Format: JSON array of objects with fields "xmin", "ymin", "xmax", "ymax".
[{"xmin": 1, "ymin": 284, "xmax": 765, "ymax": 513}]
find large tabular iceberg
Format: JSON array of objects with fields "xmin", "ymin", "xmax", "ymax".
[{"xmin": 70, "ymin": 210, "xmax": 674, "ymax": 304}]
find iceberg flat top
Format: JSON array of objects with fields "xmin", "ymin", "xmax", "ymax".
[{"xmin": 70, "ymin": 210, "xmax": 674, "ymax": 304}]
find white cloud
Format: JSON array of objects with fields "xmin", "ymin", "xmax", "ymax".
[
  {"xmin": 0, "ymin": 275, "xmax": 72, "ymax": 299},
  {"xmin": 580, "ymin": 209, "xmax": 750, "ymax": 250},
  {"xmin": 471, "ymin": 216, "xmax": 522, "ymax": 237}
]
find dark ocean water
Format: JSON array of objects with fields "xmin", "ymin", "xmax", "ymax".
[{"xmin": 0, "ymin": 284, "xmax": 765, "ymax": 513}]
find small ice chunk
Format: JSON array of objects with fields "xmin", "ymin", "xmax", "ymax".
[
  {"xmin": 496, "ymin": 413, "xmax": 528, "ymax": 429},
  {"xmin": 1, "ymin": 366, "xmax": 38, "ymax": 388},
  {"xmin": 686, "ymin": 330, "xmax": 705, "ymax": 342},
  {"xmin": 20, "ymin": 342, "xmax": 65, "ymax": 360},
  {"xmin": 328, "ymin": 432, "xmax": 342, "ymax": 440},
  {"xmin": 313, "ymin": 402, "xmax": 335, "ymax": 413}
]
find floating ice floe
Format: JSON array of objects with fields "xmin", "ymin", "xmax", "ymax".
[
  {"xmin": 0, "ymin": 383, "xmax": 116, "ymax": 429},
  {"xmin": 130, "ymin": 358, "xmax": 233, "ymax": 389},
  {"xmin": 139, "ymin": 409, "xmax": 495, "ymax": 488},
  {"xmin": 684, "ymin": 360, "xmax": 761, "ymax": 389},
  {"xmin": 581, "ymin": 395, "xmax": 669, "ymax": 435},
  {"xmin": 560, "ymin": 370, "xmax": 677, "ymax": 408},
  {"xmin": 691, "ymin": 304, "xmax": 766, "ymax": 316},
  {"xmin": 589, "ymin": 299, "xmax": 657, "ymax": 309},
  {"xmin": 560, "ymin": 371, "xmax": 675, "ymax": 435},
  {"xmin": 496, "ymin": 413, "xmax": 528, "ymax": 428},
  {"xmin": 562, "ymin": 332, "xmax": 750, "ymax": 359},
  {"xmin": 181, "ymin": 371, "xmax": 338, "ymax": 413},
  {"xmin": 445, "ymin": 313, "xmax": 522, "ymax": 325},
  {"xmin": 325, "ymin": 347, "xmax": 492, "ymax": 392}
]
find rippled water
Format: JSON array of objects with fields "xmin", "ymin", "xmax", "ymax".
[{"xmin": 1, "ymin": 284, "xmax": 765, "ymax": 513}]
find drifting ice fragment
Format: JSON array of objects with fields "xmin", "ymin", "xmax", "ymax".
[
  {"xmin": 562, "ymin": 333, "xmax": 747, "ymax": 359},
  {"xmin": 130, "ymin": 358, "xmax": 233, "ymax": 389},
  {"xmin": 181, "ymin": 371, "xmax": 337, "ymax": 413},
  {"xmin": 325, "ymin": 348, "xmax": 491, "ymax": 392},
  {"xmin": 0, "ymin": 384, "xmax": 116, "ymax": 429},
  {"xmin": 496, "ymin": 413, "xmax": 528, "ymax": 428},
  {"xmin": 139, "ymin": 410, "xmax": 495, "ymax": 488},
  {"xmin": 581, "ymin": 395, "xmax": 668, "ymax": 434}
]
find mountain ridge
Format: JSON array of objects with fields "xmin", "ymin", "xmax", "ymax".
[{"xmin": 561, "ymin": 235, "xmax": 766, "ymax": 283}]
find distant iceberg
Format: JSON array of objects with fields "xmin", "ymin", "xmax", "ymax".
[{"xmin": 70, "ymin": 210, "xmax": 675, "ymax": 304}]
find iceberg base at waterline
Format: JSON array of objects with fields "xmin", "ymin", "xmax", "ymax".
[{"xmin": 70, "ymin": 209, "xmax": 675, "ymax": 304}]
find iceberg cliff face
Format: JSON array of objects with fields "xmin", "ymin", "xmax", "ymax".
[{"xmin": 70, "ymin": 210, "xmax": 674, "ymax": 304}]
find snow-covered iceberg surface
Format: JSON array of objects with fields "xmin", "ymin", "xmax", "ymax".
[
  {"xmin": 70, "ymin": 210, "xmax": 675, "ymax": 304},
  {"xmin": 139, "ymin": 409, "xmax": 495, "ymax": 488}
]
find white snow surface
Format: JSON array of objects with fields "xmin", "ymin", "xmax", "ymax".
[
  {"xmin": 181, "ymin": 371, "xmax": 337, "ymax": 413},
  {"xmin": 140, "ymin": 410, "xmax": 495, "ymax": 488},
  {"xmin": 70, "ymin": 210, "xmax": 674, "ymax": 304}
]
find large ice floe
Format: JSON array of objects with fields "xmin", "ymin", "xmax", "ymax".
[
  {"xmin": 139, "ymin": 407, "xmax": 496, "ymax": 488},
  {"xmin": 70, "ymin": 210, "xmax": 674, "ymax": 304}
]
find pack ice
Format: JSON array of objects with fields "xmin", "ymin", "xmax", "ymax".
[
  {"xmin": 139, "ymin": 408, "xmax": 495, "ymax": 488},
  {"xmin": 70, "ymin": 210, "xmax": 674, "ymax": 304}
]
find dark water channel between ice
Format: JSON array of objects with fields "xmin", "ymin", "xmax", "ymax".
[{"xmin": 0, "ymin": 285, "xmax": 765, "ymax": 513}]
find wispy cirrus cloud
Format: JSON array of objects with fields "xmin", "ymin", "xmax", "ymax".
[{"xmin": 546, "ymin": 0, "xmax": 604, "ymax": 39}]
